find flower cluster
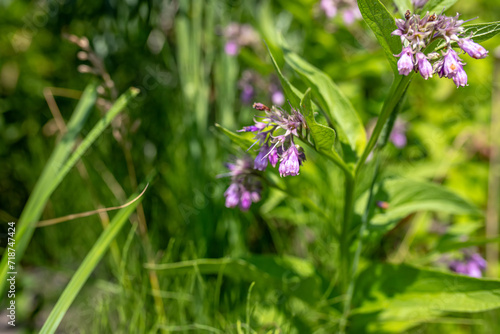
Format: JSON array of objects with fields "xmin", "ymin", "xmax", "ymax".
[
  {"xmin": 238, "ymin": 71, "xmax": 285, "ymax": 106},
  {"xmin": 220, "ymin": 156, "xmax": 262, "ymax": 211},
  {"xmin": 449, "ymin": 253, "xmax": 487, "ymax": 278},
  {"xmin": 392, "ymin": 11, "xmax": 489, "ymax": 87},
  {"xmin": 239, "ymin": 103, "xmax": 307, "ymax": 177},
  {"xmin": 223, "ymin": 23, "xmax": 260, "ymax": 56},
  {"xmin": 320, "ymin": 0, "xmax": 362, "ymax": 25}
]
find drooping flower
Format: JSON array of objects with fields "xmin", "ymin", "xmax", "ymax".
[
  {"xmin": 395, "ymin": 46, "xmax": 415, "ymax": 75},
  {"xmin": 449, "ymin": 252, "xmax": 487, "ymax": 278},
  {"xmin": 220, "ymin": 156, "xmax": 262, "ymax": 211},
  {"xmin": 268, "ymin": 148, "xmax": 279, "ymax": 167},
  {"xmin": 416, "ymin": 52, "xmax": 433, "ymax": 79},
  {"xmin": 452, "ymin": 65, "xmax": 468, "ymax": 87},
  {"xmin": 239, "ymin": 190, "xmax": 252, "ymax": 211},
  {"xmin": 279, "ymin": 145, "xmax": 301, "ymax": 177},
  {"xmin": 442, "ymin": 49, "xmax": 461, "ymax": 77},
  {"xmin": 458, "ymin": 38, "xmax": 489, "ymax": 59},
  {"xmin": 392, "ymin": 10, "xmax": 489, "ymax": 87},
  {"xmin": 224, "ymin": 183, "xmax": 240, "ymax": 208},
  {"xmin": 254, "ymin": 144, "xmax": 270, "ymax": 171}
]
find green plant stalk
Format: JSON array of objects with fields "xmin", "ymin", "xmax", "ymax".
[
  {"xmin": 339, "ymin": 152, "xmax": 382, "ymax": 333},
  {"xmin": 354, "ymin": 74, "xmax": 413, "ymax": 175},
  {"xmin": 39, "ymin": 186, "xmax": 145, "ymax": 334},
  {"xmin": 339, "ymin": 172, "xmax": 355, "ymax": 296},
  {"xmin": 338, "ymin": 74, "xmax": 412, "ymax": 331}
]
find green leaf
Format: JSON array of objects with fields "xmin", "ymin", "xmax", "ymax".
[
  {"xmin": 357, "ymin": 0, "xmax": 400, "ymax": 73},
  {"xmin": 266, "ymin": 43, "xmax": 302, "ymax": 108},
  {"xmin": 215, "ymin": 123, "xmax": 255, "ymax": 151},
  {"xmin": 393, "ymin": 0, "xmax": 413, "ymax": 16},
  {"xmin": 39, "ymin": 183, "xmax": 147, "ymax": 334},
  {"xmin": 361, "ymin": 178, "xmax": 482, "ymax": 230},
  {"xmin": 301, "ymin": 89, "xmax": 344, "ymax": 165},
  {"xmin": 351, "ymin": 263, "xmax": 500, "ymax": 333},
  {"xmin": 283, "ymin": 49, "xmax": 366, "ymax": 158},
  {"xmin": 146, "ymin": 255, "xmax": 322, "ymax": 305},
  {"xmin": 463, "ymin": 21, "xmax": 500, "ymax": 43},
  {"xmin": 421, "ymin": 0, "xmax": 458, "ymax": 14}
]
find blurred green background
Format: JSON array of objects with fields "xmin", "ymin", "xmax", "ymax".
[{"xmin": 1, "ymin": 0, "xmax": 499, "ymax": 332}]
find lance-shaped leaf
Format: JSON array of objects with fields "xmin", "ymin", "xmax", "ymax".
[
  {"xmin": 351, "ymin": 263, "xmax": 500, "ymax": 333},
  {"xmin": 357, "ymin": 177, "xmax": 482, "ymax": 231},
  {"xmin": 357, "ymin": 0, "xmax": 401, "ymax": 73},
  {"xmin": 463, "ymin": 21, "xmax": 500, "ymax": 43},
  {"xmin": 283, "ymin": 48, "xmax": 366, "ymax": 158},
  {"xmin": 266, "ymin": 43, "xmax": 302, "ymax": 108},
  {"xmin": 301, "ymin": 89, "xmax": 344, "ymax": 166}
]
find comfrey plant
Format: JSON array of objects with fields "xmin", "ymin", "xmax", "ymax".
[
  {"xmin": 221, "ymin": 102, "xmax": 307, "ymax": 210},
  {"xmin": 217, "ymin": 0, "xmax": 499, "ymax": 332},
  {"xmin": 239, "ymin": 102, "xmax": 307, "ymax": 177},
  {"xmin": 393, "ymin": 10, "xmax": 488, "ymax": 86}
]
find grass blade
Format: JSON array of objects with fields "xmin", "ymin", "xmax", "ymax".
[
  {"xmin": 0, "ymin": 85, "xmax": 139, "ymax": 295},
  {"xmin": 0, "ymin": 81, "xmax": 97, "ymax": 294},
  {"xmin": 39, "ymin": 185, "xmax": 147, "ymax": 334}
]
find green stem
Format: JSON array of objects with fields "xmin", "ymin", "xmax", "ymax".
[
  {"xmin": 355, "ymin": 74, "xmax": 413, "ymax": 175},
  {"xmin": 339, "ymin": 170, "xmax": 355, "ymax": 311},
  {"xmin": 339, "ymin": 152, "xmax": 382, "ymax": 333}
]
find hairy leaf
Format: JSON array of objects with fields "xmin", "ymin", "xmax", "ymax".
[
  {"xmin": 361, "ymin": 177, "xmax": 482, "ymax": 230},
  {"xmin": 351, "ymin": 263, "xmax": 500, "ymax": 333},
  {"xmin": 301, "ymin": 89, "xmax": 344, "ymax": 165},
  {"xmin": 283, "ymin": 49, "xmax": 366, "ymax": 158},
  {"xmin": 463, "ymin": 21, "xmax": 500, "ymax": 43},
  {"xmin": 357, "ymin": 0, "xmax": 400, "ymax": 73}
]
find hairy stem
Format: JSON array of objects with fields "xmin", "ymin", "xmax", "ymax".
[
  {"xmin": 339, "ymin": 153, "xmax": 382, "ymax": 333},
  {"xmin": 339, "ymin": 170, "xmax": 356, "ymax": 332}
]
